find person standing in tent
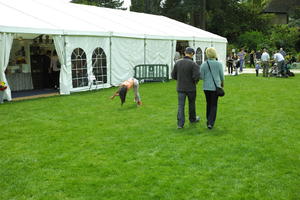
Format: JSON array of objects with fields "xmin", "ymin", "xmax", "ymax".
[
  {"xmin": 171, "ymin": 47, "xmax": 200, "ymax": 129},
  {"xmin": 110, "ymin": 78, "xmax": 142, "ymax": 106},
  {"xmin": 42, "ymin": 50, "xmax": 51, "ymax": 88},
  {"xmin": 50, "ymin": 50, "xmax": 60, "ymax": 89}
]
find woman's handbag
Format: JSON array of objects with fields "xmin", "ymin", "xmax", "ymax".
[
  {"xmin": 216, "ymin": 86, "xmax": 225, "ymax": 97},
  {"xmin": 207, "ymin": 61, "xmax": 225, "ymax": 97}
]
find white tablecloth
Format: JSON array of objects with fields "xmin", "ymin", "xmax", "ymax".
[{"xmin": 6, "ymin": 73, "xmax": 34, "ymax": 91}]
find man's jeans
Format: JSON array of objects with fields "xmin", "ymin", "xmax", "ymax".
[
  {"xmin": 239, "ymin": 59, "xmax": 244, "ymax": 72},
  {"xmin": 261, "ymin": 61, "xmax": 269, "ymax": 77},
  {"xmin": 277, "ymin": 60, "xmax": 285, "ymax": 76},
  {"xmin": 177, "ymin": 91, "xmax": 197, "ymax": 127}
]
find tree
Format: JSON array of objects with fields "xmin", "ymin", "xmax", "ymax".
[
  {"xmin": 71, "ymin": 0, "xmax": 124, "ymax": 9},
  {"xmin": 162, "ymin": 0, "xmax": 187, "ymax": 23},
  {"xmin": 268, "ymin": 25, "xmax": 300, "ymax": 53},
  {"xmin": 130, "ymin": 0, "xmax": 162, "ymax": 15},
  {"xmin": 161, "ymin": 0, "xmax": 206, "ymax": 29},
  {"xmin": 206, "ymin": 0, "xmax": 273, "ymax": 43},
  {"xmin": 237, "ymin": 31, "xmax": 268, "ymax": 51}
]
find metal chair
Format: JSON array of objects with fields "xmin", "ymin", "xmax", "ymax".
[{"xmin": 88, "ymin": 75, "xmax": 103, "ymax": 90}]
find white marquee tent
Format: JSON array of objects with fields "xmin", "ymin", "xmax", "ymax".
[{"xmin": 0, "ymin": 0, "xmax": 227, "ymax": 101}]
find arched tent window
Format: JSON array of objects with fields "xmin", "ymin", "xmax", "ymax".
[
  {"xmin": 92, "ymin": 48, "xmax": 107, "ymax": 84},
  {"xmin": 204, "ymin": 47, "xmax": 208, "ymax": 61},
  {"xmin": 71, "ymin": 48, "xmax": 88, "ymax": 88},
  {"xmin": 195, "ymin": 47, "xmax": 203, "ymax": 65}
]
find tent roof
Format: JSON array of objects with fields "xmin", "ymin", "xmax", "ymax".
[{"xmin": 0, "ymin": 0, "xmax": 227, "ymax": 43}]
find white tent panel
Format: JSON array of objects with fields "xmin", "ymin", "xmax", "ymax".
[
  {"xmin": 65, "ymin": 36, "xmax": 111, "ymax": 92},
  {"xmin": 0, "ymin": 33, "xmax": 13, "ymax": 101},
  {"xmin": 190, "ymin": 41, "xmax": 227, "ymax": 69},
  {"xmin": 53, "ymin": 36, "xmax": 70, "ymax": 95},
  {"xmin": 111, "ymin": 37, "xmax": 144, "ymax": 86},
  {"xmin": 190, "ymin": 41, "xmax": 211, "ymax": 61},
  {"xmin": 192, "ymin": 41, "xmax": 212, "ymax": 53},
  {"xmin": 212, "ymin": 42, "xmax": 227, "ymax": 69},
  {"xmin": 145, "ymin": 39, "xmax": 173, "ymax": 65},
  {"xmin": 0, "ymin": 2, "xmax": 60, "ymax": 34},
  {"xmin": 0, "ymin": 0, "xmax": 106, "ymax": 34},
  {"xmin": 145, "ymin": 39, "xmax": 173, "ymax": 77}
]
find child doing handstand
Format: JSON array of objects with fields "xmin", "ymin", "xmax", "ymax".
[{"xmin": 110, "ymin": 78, "xmax": 142, "ymax": 106}]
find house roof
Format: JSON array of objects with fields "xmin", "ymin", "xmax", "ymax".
[
  {"xmin": 0, "ymin": 0, "xmax": 227, "ymax": 43},
  {"xmin": 264, "ymin": 0, "xmax": 300, "ymax": 14}
]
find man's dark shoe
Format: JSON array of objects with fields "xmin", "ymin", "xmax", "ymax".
[
  {"xmin": 190, "ymin": 116, "xmax": 200, "ymax": 123},
  {"xmin": 177, "ymin": 125, "xmax": 183, "ymax": 129},
  {"xmin": 207, "ymin": 124, "xmax": 213, "ymax": 129}
]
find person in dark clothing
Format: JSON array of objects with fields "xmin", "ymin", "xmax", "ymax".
[
  {"xmin": 227, "ymin": 53, "xmax": 234, "ymax": 75},
  {"xmin": 171, "ymin": 47, "xmax": 200, "ymax": 129},
  {"xmin": 249, "ymin": 50, "xmax": 255, "ymax": 68},
  {"xmin": 255, "ymin": 50, "xmax": 262, "ymax": 60},
  {"xmin": 41, "ymin": 50, "xmax": 51, "ymax": 88}
]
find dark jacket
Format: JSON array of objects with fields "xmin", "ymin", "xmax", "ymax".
[{"xmin": 171, "ymin": 56, "xmax": 200, "ymax": 92}]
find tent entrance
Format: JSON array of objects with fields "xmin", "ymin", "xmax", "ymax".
[
  {"xmin": 6, "ymin": 34, "xmax": 58, "ymax": 96},
  {"xmin": 175, "ymin": 40, "xmax": 189, "ymax": 58}
]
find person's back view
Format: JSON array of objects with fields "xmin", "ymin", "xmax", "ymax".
[
  {"xmin": 200, "ymin": 47, "xmax": 225, "ymax": 129},
  {"xmin": 171, "ymin": 47, "xmax": 200, "ymax": 129}
]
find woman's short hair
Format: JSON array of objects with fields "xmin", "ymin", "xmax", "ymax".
[{"xmin": 205, "ymin": 47, "xmax": 218, "ymax": 59}]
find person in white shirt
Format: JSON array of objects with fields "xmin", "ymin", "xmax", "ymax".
[
  {"xmin": 261, "ymin": 48, "xmax": 270, "ymax": 77},
  {"xmin": 273, "ymin": 50, "xmax": 285, "ymax": 77},
  {"xmin": 50, "ymin": 50, "xmax": 60, "ymax": 89}
]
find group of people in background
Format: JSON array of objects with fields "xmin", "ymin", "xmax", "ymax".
[{"xmin": 227, "ymin": 47, "xmax": 296, "ymax": 78}]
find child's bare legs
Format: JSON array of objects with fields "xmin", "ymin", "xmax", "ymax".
[{"xmin": 133, "ymin": 85, "xmax": 142, "ymax": 105}]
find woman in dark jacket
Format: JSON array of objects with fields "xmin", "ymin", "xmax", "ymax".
[{"xmin": 200, "ymin": 47, "xmax": 225, "ymax": 129}]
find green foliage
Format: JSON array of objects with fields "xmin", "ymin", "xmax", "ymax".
[
  {"xmin": 161, "ymin": 0, "xmax": 206, "ymax": 28},
  {"xmin": 289, "ymin": 7, "xmax": 300, "ymax": 27},
  {"xmin": 235, "ymin": 25, "xmax": 300, "ymax": 53},
  {"xmin": 1, "ymin": 76, "xmax": 300, "ymax": 199},
  {"xmin": 297, "ymin": 52, "xmax": 300, "ymax": 62},
  {"xmin": 130, "ymin": 0, "xmax": 162, "ymax": 15},
  {"xmin": 207, "ymin": 0, "xmax": 273, "ymax": 43},
  {"xmin": 71, "ymin": 0, "xmax": 124, "ymax": 9},
  {"xmin": 268, "ymin": 25, "xmax": 300, "ymax": 53},
  {"xmin": 237, "ymin": 31, "xmax": 268, "ymax": 51},
  {"xmin": 161, "ymin": 0, "xmax": 187, "ymax": 23}
]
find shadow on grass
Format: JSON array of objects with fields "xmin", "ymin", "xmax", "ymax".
[
  {"xmin": 170, "ymin": 123, "xmax": 228, "ymax": 137},
  {"xmin": 200, "ymin": 126, "xmax": 228, "ymax": 136},
  {"xmin": 117, "ymin": 104, "xmax": 139, "ymax": 111}
]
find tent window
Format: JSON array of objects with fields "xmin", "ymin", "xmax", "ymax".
[
  {"xmin": 204, "ymin": 47, "xmax": 208, "ymax": 61},
  {"xmin": 196, "ymin": 47, "xmax": 203, "ymax": 65},
  {"xmin": 92, "ymin": 48, "xmax": 107, "ymax": 84},
  {"xmin": 71, "ymin": 48, "xmax": 88, "ymax": 88}
]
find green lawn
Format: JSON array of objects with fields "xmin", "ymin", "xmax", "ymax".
[{"xmin": 0, "ymin": 74, "xmax": 299, "ymax": 200}]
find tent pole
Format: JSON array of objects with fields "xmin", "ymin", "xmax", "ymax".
[
  {"xmin": 144, "ymin": 37, "xmax": 146, "ymax": 65},
  {"xmin": 63, "ymin": 35, "xmax": 67, "ymax": 87},
  {"xmin": 109, "ymin": 34, "xmax": 112, "ymax": 86},
  {"xmin": 171, "ymin": 40, "xmax": 174, "ymax": 77}
]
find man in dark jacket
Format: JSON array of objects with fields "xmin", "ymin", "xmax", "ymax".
[{"xmin": 171, "ymin": 47, "xmax": 200, "ymax": 129}]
